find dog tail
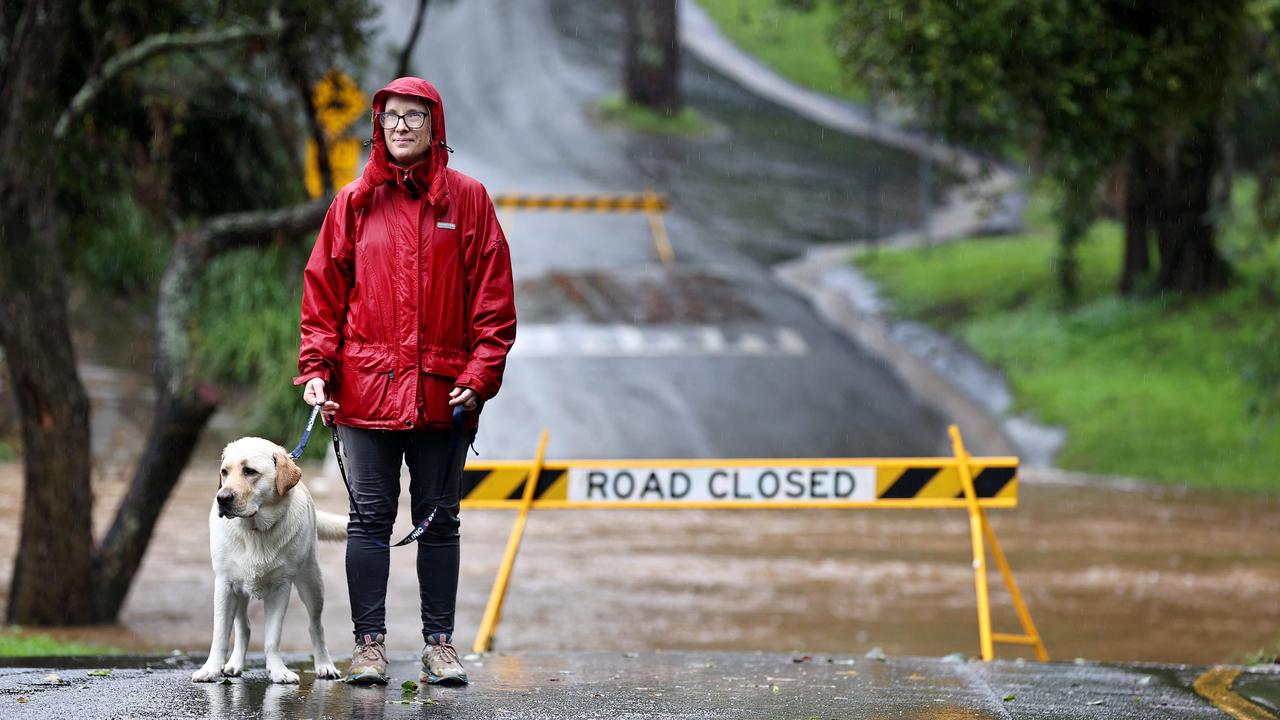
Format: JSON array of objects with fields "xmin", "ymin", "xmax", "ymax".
[{"xmin": 315, "ymin": 510, "xmax": 348, "ymax": 542}]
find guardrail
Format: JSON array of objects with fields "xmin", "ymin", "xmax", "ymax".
[
  {"xmin": 491, "ymin": 191, "xmax": 675, "ymax": 265},
  {"xmin": 461, "ymin": 424, "xmax": 1048, "ymax": 662}
]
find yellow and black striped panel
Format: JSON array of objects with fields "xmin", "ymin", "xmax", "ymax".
[
  {"xmin": 874, "ymin": 464, "xmax": 1018, "ymax": 500},
  {"xmin": 492, "ymin": 193, "xmax": 670, "ymax": 213},
  {"xmin": 461, "ymin": 461, "xmax": 1017, "ymax": 506},
  {"xmin": 462, "ymin": 467, "xmax": 569, "ymax": 503}
]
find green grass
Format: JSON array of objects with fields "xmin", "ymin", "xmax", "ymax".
[
  {"xmin": 696, "ymin": 0, "xmax": 865, "ymax": 103},
  {"xmin": 853, "ymin": 182, "xmax": 1280, "ymax": 491},
  {"xmin": 589, "ymin": 93, "xmax": 718, "ymax": 137},
  {"xmin": 1240, "ymin": 639, "xmax": 1280, "ymax": 665},
  {"xmin": 196, "ymin": 244, "xmax": 312, "ymax": 440},
  {"xmin": 0, "ymin": 627, "xmax": 124, "ymax": 657}
]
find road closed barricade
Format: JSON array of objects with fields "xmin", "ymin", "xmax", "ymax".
[
  {"xmin": 461, "ymin": 425, "xmax": 1048, "ymax": 662},
  {"xmin": 491, "ymin": 191, "xmax": 676, "ymax": 265}
]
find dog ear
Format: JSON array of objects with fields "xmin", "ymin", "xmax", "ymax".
[{"xmin": 274, "ymin": 451, "xmax": 302, "ymax": 497}]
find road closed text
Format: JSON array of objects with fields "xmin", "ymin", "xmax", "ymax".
[{"xmin": 567, "ymin": 467, "xmax": 876, "ymax": 503}]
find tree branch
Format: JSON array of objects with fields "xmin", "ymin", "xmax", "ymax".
[
  {"xmin": 53, "ymin": 13, "xmax": 283, "ymax": 141},
  {"xmin": 198, "ymin": 197, "xmax": 331, "ymax": 258},
  {"xmin": 396, "ymin": 0, "xmax": 430, "ymax": 78},
  {"xmin": 90, "ymin": 194, "xmax": 330, "ymax": 621}
]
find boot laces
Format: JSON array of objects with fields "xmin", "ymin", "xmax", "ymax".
[
  {"xmin": 430, "ymin": 638, "xmax": 459, "ymax": 665},
  {"xmin": 358, "ymin": 635, "xmax": 387, "ymax": 665}
]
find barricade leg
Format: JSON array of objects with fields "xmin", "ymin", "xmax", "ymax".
[
  {"xmin": 644, "ymin": 191, "xmax": 675, "ymax": 265},
  {"xmin": 950, "ymin": 424, "xmax": 1049, "ymax": 662},
  {"xmin": 982, "ymin": 516, "xmax": 1050, "ymax": 661},
  {"xmin": 949, "ymin": 425, "xmax": 995, "ymax": 661},
  {"xmin": 472, "ymin": 430, "xmax": 550, "ymax": 655}
]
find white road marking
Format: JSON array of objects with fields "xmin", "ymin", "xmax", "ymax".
[
  {"xmin": 510, "ymin": 324, "xmax": 810, "ymax": 358},
  {"xmin": 736, "ymin": 333, "xmax": 769, "ymax": 355},
  {"xmin": 777, "ymin": 328, "xmax": 809, "ymax": 355}
]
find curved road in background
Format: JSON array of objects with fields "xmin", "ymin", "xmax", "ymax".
[{"xmin": 370, "ymin": 0, "xmax": 947, "ymax": 460}]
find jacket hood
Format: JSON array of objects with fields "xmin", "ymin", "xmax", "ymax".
[{"xmin": 352, "ymin": 76, "xmax": 450, "ymax": 210}]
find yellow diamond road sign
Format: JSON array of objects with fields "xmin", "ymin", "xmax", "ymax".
[
  {"xmin": 305, "ymin": 70, "xmax": 367, "ymax": 198},
  {"xmin": 312, "ymin": 70, "xmax": 366, "ymax": 137}
]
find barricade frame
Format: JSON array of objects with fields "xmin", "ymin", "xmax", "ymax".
[{"xmin": 461, "ymin": 424, "xmax": 1048, "ymax": 662}]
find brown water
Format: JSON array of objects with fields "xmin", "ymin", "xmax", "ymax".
[{"xmin": 2, "ymin": 461, "xmax": 1276, "ymax": 665}]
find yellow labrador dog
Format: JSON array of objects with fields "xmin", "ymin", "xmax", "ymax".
[{"xmin": 191, "ymin": 437, "xmax": 347, "ymax": 684}]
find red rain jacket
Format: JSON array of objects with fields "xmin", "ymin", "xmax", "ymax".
[{"xmin": 294, "ymin": 77, "xmax": 516, "ymax": 430}]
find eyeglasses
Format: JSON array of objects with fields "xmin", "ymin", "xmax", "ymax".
[{"xmin": 377, "ymin": 111, "xmax": 428, "ymax": 130}]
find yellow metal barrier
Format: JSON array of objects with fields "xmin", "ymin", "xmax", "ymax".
[
  {"xmin": 490, "ymin": 191, "xmax": 676, "ymax": 265},
  {"xmin": 462, "ymin": 424, "xmax": 1047, "ymax": 661}
]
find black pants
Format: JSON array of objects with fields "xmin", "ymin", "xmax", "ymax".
[{"xmin": 338, "ymin": 425, "xmax": 468, "ymax": 644}]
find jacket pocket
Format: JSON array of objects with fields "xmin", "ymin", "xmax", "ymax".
[
  {"xmin": 419, "ymin": 349, "xmax": 469, "ymax": 426},
  {"xmin": 420, "ymin": 348, "xmax": 467, "ymax": 378},
  {"xmin": 337, "ymin": 343, "xmax": 396, "ymax": 422},
  {"xmin": 343, "ymin": 343, "xmax": 394, "ymax": 372}
]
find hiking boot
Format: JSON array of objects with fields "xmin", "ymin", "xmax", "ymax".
[
  {"xmin": 346, "ymin": 633, "xmax": 389, "ymax": 685},
  {"xmin": 420, "ymin": 633, "xmax": 468, "ymax": 685}
]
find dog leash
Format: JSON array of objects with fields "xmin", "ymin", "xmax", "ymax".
[
  {"xmin": 336, "ymin": 406, "xmax": 466, "ymax": 548},
  {"xmin": 288, "ymin": 404, "xmax": 322, "ymax": 460},
  {"xmin": 288, "ymin": 403, "xmax": 467, "ymax": 549}
]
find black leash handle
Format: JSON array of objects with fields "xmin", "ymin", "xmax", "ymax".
[
  {"xmin": 331, "ymin": 405, "xmax": 467, "ymax": 549},
  {"xmin": 288, "ymin": 404, "xmax": 322, "ymax": 460}
]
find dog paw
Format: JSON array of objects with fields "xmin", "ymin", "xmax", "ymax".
[
  {"xmin": 269, "ymin": 666, "xmax": 300, "ymax": 684},
  {"xmin": 192, "ymin": 665, "xmax": 225, "ymax": 683},
  {"xmin": 221, "ymin": 661, "xmax": 244, "ymax": 677},
  {"xmin": 314, "ymin": 662, "xmax": 342, "ymax": 680}
]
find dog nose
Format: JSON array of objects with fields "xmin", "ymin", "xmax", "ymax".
[{"xmin": 216, "ymin": 490, "xmax": 234, "ymax": 506}]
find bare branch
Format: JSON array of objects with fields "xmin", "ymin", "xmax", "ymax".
[
  {"xmin": 53, "ymin": 12, "xmax": 283, "ymax": 141},
  {"xmin": 90, "ymin": 194, "xmax": 330, "ymax": 619},
  {"xmin": 198, "ymin": 197, "xmax": 330, "ymax": 258},
  {"xmin": 396, "ymin": 0, "xmax": 430, "ymax": 78}
]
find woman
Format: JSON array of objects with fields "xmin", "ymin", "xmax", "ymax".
[{"xmin": 295, "ymin": 76, "xmax": 516, "ymax": 686}]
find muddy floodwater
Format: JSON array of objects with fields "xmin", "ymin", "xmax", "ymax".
[{"xmin": 2, "ymin": 461, "xmax": 1276, "ymax": 665}]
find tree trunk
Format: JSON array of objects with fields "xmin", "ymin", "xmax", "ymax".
[
  {"xmin": 1120, "ymin": 148, "xmax": 1156, "ymax": 295},
  {"xmin": 90, "ymin": 235, "xmax": 220, "ymax": 620},
  {"xmin": 1154, "ymin": 122, "xmax": 1231, "ymax": 294},
  {"xmin": 285, "ymin": 56, "xmax": 333, "ymax": 196},
  {"xmin": 91, "ymin": 389, "xmax": 218, "ymax": 620},
  {"xmin": 0, "ymin": 205, "xmax": 96, "ymax": 625},
  {"xmin": 623, "ymin": 0, "xmax": 681, "ymax": 114},
  {"xmin": 0, "ymin": 0, "xmax": 95, "ymax": 625},
  {"xmin": 1054, "ymin": 187, "xmax": 1093, "ymax": 305}
]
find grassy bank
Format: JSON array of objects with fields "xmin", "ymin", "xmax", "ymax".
[
  {"xmin": 853, "ymin": 186, "xmax": 1280, "ymax": 491},
  {"xmin": 0, "ymin": 627, "xmax": 123, "ymax": 657},
  {"xmin": 588, "ymin": 93, "xmax": 717, "ymax": 137},
  {"xmin": 695, "ymin": 0, "xmax": 863, "ymax": 103}
]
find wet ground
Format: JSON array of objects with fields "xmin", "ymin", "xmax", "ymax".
[
  {"xmin": 3, "ymin": 651, "xmax": 1278, "ymax": 719},
  {"xmin": 3, "ymin": 462, "xmax": 1277, "ymax": 666}
]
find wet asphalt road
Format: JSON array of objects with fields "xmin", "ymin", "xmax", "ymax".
[
  {"xmin": 365, "ymin": 0, "xmax": 950, "ymax": 461},
  {"xmin": 3, "ymin": 652, "xmax": 1278, "ymax": 719}
]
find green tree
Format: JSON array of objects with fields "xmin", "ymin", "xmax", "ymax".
[
  {"xmin": 1, "ymin": 0, "xmax": 373, "ymax": 624},
  {"xmin": 832, "ymin": 0, "xmax": 1268, "ymax": 299}
]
